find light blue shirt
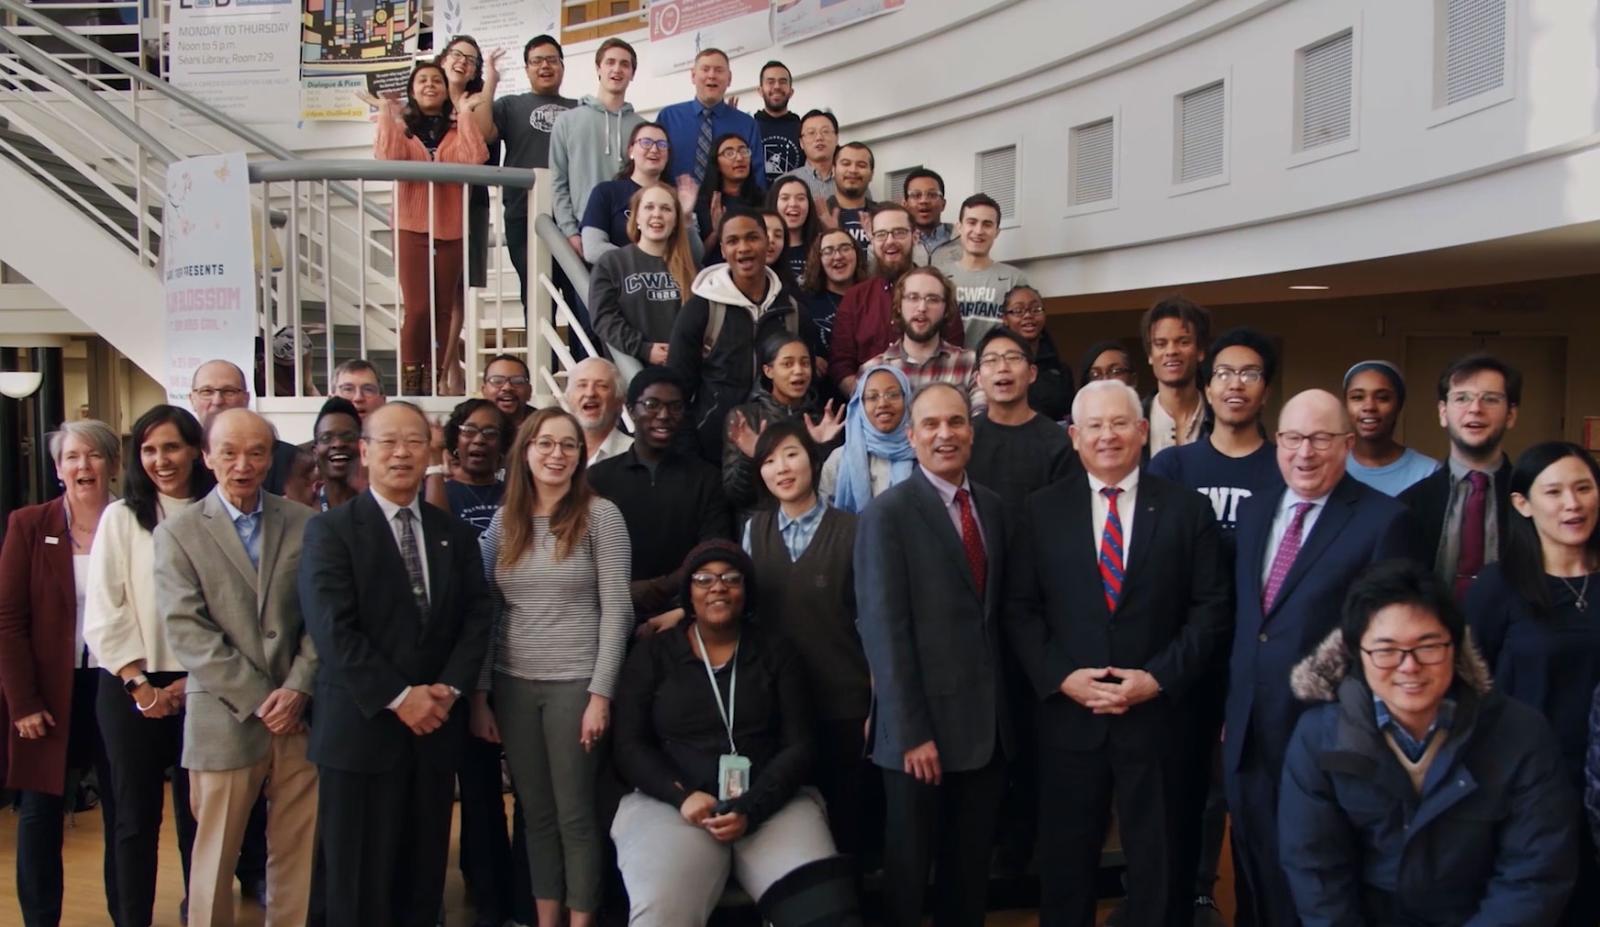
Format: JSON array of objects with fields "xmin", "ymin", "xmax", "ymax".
[
  {"xmin": 1346, "ymin": 447, "xmax": 1441, "ymax": 497},
  {"xmin": 742, "ymin": 499, "xmax": 828, "ymax": 562},
  {"xmin": 216, "ymin": 490, "xmax": 263, "ymax": 570}
]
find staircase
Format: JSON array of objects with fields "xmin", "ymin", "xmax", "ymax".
[{"xmin": 0, "ymin": 115, "xmax": 159, "ymax": 253}]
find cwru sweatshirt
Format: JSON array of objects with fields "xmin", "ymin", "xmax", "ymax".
[{"xmin": 589, "ymin": 244, "xmax": 685, "ymax": 362}]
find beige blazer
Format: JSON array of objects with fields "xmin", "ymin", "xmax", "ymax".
[{"xmin": 156, "ymin": 489, "xmax": 317, "ymax": 772}]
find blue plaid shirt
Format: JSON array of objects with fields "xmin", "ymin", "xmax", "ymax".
[
  {"xmin": 1373, "ymin": 695, "xmax": 1456, "ymax": 762},
  {"xmin": 741, "ymin": 500, "xmax": 828, "ymax": 562}
]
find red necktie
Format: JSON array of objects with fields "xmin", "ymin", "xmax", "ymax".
[
  {"xmin": 1455, "ymin": 471, "xmax": 1489, "ymax": 601},
  {"xmin": 955, "ymin": 488, "xmax": 986, "ymax": 600},
  {"xmin": 1263, "ymin": 502, "xmax": 1312, "ymax": 613},
  {"xmin": 1099, "ymin": 487, "xmax": 1125, "ymax": 613}
]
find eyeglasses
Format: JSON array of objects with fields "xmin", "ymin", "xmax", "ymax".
[
  {"xmin": 526, "ymin": 54, "xmax": 561, "ymax": 67},
  {"xmin": 980, "ymin": 351, "xmax": 1029, "ymax": 369},
  {"xmin": 485, "ymin": 374, "xmax": 531, "ymax": 388},
  {"xmin": 1085, "ymin": 366, "xmax": 1134, "ymax": 381},
  {"xmin": 1447, "ymin": 390, "xmax": 1508, "ymax": 409},
  {"xmin": 635, "ymin": 397, "xmax": 685, "ymax": 416},
  {"xmin": 1211, "ymin": 366, "xmax": 1264, "ymax": 385},
  {"xmin": 634, "ymin": 138, "xmax": 669, "ymax": 153},
  {"xmin": 443, "ymin": 48, "xmax": 480, "ymax": 64},
  {"xmin": 336, "ymin": 382, "xmax": 383, "ymax": 397},
  {"xmin": 192, "ymin": 386, "xmax": 247, "ymax": 401},
  {"xmin": 1362, "ymin": 642, "xmax": 1452, "ymax": 670},
  {"xmin": 366, "ymin": 436, "xmax": 428, "ymax": 452},
  {"xmin": 800, "ymin": 127, "xmax": 836, "ymax": 140},
  {"xmin": 871, "ymin": 228, "xmax": 912, "ymax": 242},
  {"xmin": 862, "ymin": 389, "xmax": 904, "ymax": 404},
  {"xmin": 315, "ymin": 429, "xmax": 359, "ymax": 446},
  {"xmin": 819, "ymin": 244, "xmax": 854, "ymax": 259},
  {"xmin": 718, "ymin": 146, "xmax": 751, "ymax": 160},
  {"xmin": 904, "ymin": 191, "xmax": 943, "ymax": 202},
  {"xmin": 901, "ymin": 292, "xmax": 945, "ymax": 307},
  {"xmin": 1276, "ymin": 431, "xmax": 1349, "ymax": 451},
  {"xmin": 1004, "ymin": 304, "xmax": 1044, "ymax": 318},
  {"xmin": 211, "ymin": 448, "xmax": 270, "ymax": 464},
  {"xmin": 690, "ymin": 570, "xmax": 744, "ymax": 589},
  {"xmin": 458, "ymin": 425, "xmax": 501, "ymax": 442},
  {"xmin": 532, "ymin": 437, "xmax": 581, "ymax": 456}
]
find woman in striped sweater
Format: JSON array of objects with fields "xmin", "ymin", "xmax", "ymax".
[{"xmin": 471, "ymin": 408, "xmax": 632, "ymax": 927}]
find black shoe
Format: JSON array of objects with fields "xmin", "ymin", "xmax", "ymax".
[{"xmin": 241, "ymin": 874, "xmax": 269, "ymax": 906}]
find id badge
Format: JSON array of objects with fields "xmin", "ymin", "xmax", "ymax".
[{"xmin": 717, "ymin": 754, "xmax": 752, "ymax": 801}]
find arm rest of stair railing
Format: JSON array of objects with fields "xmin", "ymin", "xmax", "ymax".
[
  {"xmin": 247, "ymin": 160, "xmax": 538, "ymax": 188},
  {"xmin": 533, "ymin": 213, "xmax": 641, "ymax": 385}
]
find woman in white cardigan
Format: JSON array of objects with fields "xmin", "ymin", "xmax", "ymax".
[{"xmin": 83, "ymin": 404, "xmax": 213, "ymax": 927}]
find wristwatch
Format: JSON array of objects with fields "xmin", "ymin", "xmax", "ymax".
[{"xmin": 123, "ymin": 673, "xmax": 150, "ymax": 694}]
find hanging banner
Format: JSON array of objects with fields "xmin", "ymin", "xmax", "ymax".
[
  {"xmin": 163, "ymin": 153, "xmax": 258, "ymax": 405},
  {"xmin": 648, "ymin": 0, "xmax": 771, "ymax": 76},
  {"xmin": 772, "ymin": 0, "xmax": 903, "ymax": 44},
  {"xmin": 436, "ymin": 0, "xmax": 559, "ymax": 98},
  {"xmin": 300, "ymin": 0, "xmax": 421, "ymax": 121},
  {"xmin": 170, "ymin": 0, "xmax": 301, "ymax": 124}
]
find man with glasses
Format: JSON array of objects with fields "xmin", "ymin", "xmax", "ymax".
[
  {"xmin": 1225, "ymin": 389, "xmax": 1411, "ymax": 927},
  {"xmin": 826, "ymin": 141, "xmax": 875, "ymax": 251},
  {"xmin": 932, "ymin": 194, "xmax": 1030, "ymax": 345},
  {"xmin": 830, "ymin": 204, "xmax": 963, "ymax": 395},
  {"xmin": 753, "ymin": 60, "xmax": 803, "ymax": 177},
  {"xmin": 860, "ymin": 266, "xmax": 985, "ymax": 413},
  {"xmin": 564, "ymin": 356, "xmax": 631, "ymax": 465},
  {"xmin": 796, "ymin": 109, "xmax": 838, "ymax": 200},
  {"xmin": 190, "ymin": 359, "xmax": 300, "ymax": 508},
  {"xmin": 1000, "ymin": 285, "xmax": 1072, "ymax": 422},
  {"xmin": 902, "ymin": 168, "xmax": 954, "ymax": 266},
  {"xmin": 489, "ymin": 34, "xmax": 576, "ymax": 313},
  {"xmin": 658, "ymin": 48, "xmax": 765, "ymax": 187},
  {"xmin": 479, "ymin": 354, "xmax": 536, "ymax": 431},
  {"xmin": 331, "ymin": 358, "xmax": 388, "ymax": 418},
  {"xmin": 1399, "ymin": 354, "xmax": 1521, "ymax": 600},
  {"xmin": 1007, "ymin": 379, "xmax": 1232, "ymax": 927},
  {"xmin": 587, "ymin": 368, "xmax": 733, "ymax": 632},
  {"xmin": 1147, "ymin": 327, "xmax": 1283, "ymax": 926}
]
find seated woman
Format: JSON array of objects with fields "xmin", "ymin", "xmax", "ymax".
[
  {"xmin": 581, "ymin": 123, "xmax": 702, "ymax": 264},
  {"xmin": 1279, "ymin": 559, "xmax": 1577, "ymax": 927},
  {"xmin": 818, "ymin": 363, "xmax": 917, "ymax": 513},
  {"xmin": 611, "ymin": 540, "xmax": 859, "ymax": 926},
  {"xmin": 589, "ymin": 183, "xmax": 698, "ymax": 368},
  {"xmin": 740, "ymin": 422, "xmax": 873, "ymax": 863},
  {"xmin": 722, "ymin": 333, "xmax": 842, "ymax": 517}
]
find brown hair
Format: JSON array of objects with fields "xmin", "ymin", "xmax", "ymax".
[
  {"xmin": 625, "ymin": 183, "xmax": 696, "ymax": 305},
  {"xmin": 498, "ymin": 408, "xmax": 593, "ymax": 565},
  {"xmin": 891, "ymin": 265, "xmax": 955, "ymax": 334},
  {"xmin": 802, "ymin": 228, "xmax": 865, "ymax": 293}
]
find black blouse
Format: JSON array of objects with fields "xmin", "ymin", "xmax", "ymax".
[{"xmin": 612, "ymin": 619, "xmax": 814, "ymax": 828}]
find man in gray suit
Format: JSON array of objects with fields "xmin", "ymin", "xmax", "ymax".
[
  {"xmin": 157, "ymin": 408, "xmax": 319, "ymax": 927},
  {"xmin": 855, "ymin": 381, "xmax": 1012, "ymax": 927}
]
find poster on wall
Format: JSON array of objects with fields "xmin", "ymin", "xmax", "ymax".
[
  {"xmin": 300, "ymin": 0, "xmax": 421, "ymax": 121},
  {"xmin": 162, "ymin": 153, "xmax": 257, "ymax": 405},
  {"xmin": 772, "ymin": 0, "xmax": 903, "ymax": 44},
  {"xmin": 170, "ymin": 0, "xmax": 301, "ymax": 124},
  {"xmin": 648, "ymin": 0, "xmax": 771, "ymax": 76},
  {"xmin": 436, "ymin": 0, "xmax": 559, "ymax": 97}
]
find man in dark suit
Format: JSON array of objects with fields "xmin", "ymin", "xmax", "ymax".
[
  {"xmin": 1225, "ymin": 389, "xmax": 1412, "ymax": 927},
  {"xmin": 298, "ymin": 401, "xmax": 493, "ymax": 926},
  {"xmin": 855, "ymin": 381, "xmax": 1011, "ymax": 927},
  {"xmin": 1007, "ymin": 379, "xmax": 1232, "ymax": 927},
  {"xmin": 1399, "ymin": 353, "xmax": 1520, "ymax": 600}
]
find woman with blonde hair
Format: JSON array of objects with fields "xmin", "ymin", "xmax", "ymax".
[
  {"xmin": 472, "ymin": 408, "xmax": 633, "ymax": 927},
  {"xmin": 590, "ymin": 182, "xmax": 699, "ymax": 367}
]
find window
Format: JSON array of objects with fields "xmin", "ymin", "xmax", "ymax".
[
  {"xmin": 1296, "ymin": 30, "xmax": 1354, "ymax": 152},
  {"xmin": 1175, "ymin": 80, "xmax": 1226, "ymax": 185},
  {"xmin": 1430, "ymin": 0, "xmax": 1513, "ymax": 123},
  {"xmin": 975, "ymin": 146, "xmax": 1018, "ymax": 222},
  {"xmin": 1068, "ymin": 117, "xmax": 1115, "ymax": 207},
  {"xmin": 885, "ymin": 166, "xmax": 921, "ymax": 203},
  {"xmin": 562, "ymin": 0, "xmax": 644, "ymax": 44}
]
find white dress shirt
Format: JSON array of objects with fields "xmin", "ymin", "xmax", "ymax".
[
  {"xmin": 588, "ymin": 426, "xmax": 634, "ymax": 467},
  {"xmin": 919, "ymin": 465, "xmax": 986, "ymax": 553},
  {"xmin": 1260, "ymin": 488, "xmax": 1331, "ymax": 585},
  {"xmin": 1087, "ymin": 469, "xmax": 1140, "ymax": 559}
]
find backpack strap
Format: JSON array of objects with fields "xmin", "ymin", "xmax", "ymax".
[{"xmin": 701, "ymin": 301, "xmax": 727, "ymax": 358}]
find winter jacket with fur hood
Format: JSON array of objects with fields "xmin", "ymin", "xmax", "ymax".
[{"xmin": 1278, "ymin": 629, "xmax": 1576, "ymax": 927}]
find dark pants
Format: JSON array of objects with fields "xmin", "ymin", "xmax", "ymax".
[
  {"xmin": 95, "ymin": 670, "xmax": 195, "ymax": 927},
  {"xmin": 315, "ymin": 752, "xmax": 457, "ymax": 927},
  {"xmin": 996, "ymin": 654, "xmax": 1040, "ymax": 873},
  {"xmin": 504, "ymin": 218, "xmax": 597, "ymax": 362},
  {"xmin": 1225, "ymin": 740, "xmax": 1298, "ymax": 927},
  {"xmin": 880, "ymin": 751, "xmax": 1005, "ymax": 927},
  {"xmin": 1173, "ymin": 682, "xmax": 1227, "ymax": 903},
  {"xmin": 458, "ymin": 733, "xmax": 533, "ymax": 925},
  {"xmin": 16, "ymin": 668, "xmax": 119, "ymax": 927},
  {"xmin": 813, "ymin": 718, "xmax": 879, "ymax": 867},
  {"xmin": 1037, "ymin": 738, "xmax": 1176, "ymax": 927}
]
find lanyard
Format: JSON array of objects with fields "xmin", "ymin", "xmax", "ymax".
[{"xmin": 692, "ymin": 624, "xmax": 738, "ymax": 755}]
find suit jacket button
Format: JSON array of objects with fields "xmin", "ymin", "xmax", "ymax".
[
  {"xmin": 266, "ymin": 630, "xmax": 278, "ymax": 639},
  {"xmin": 1258, "ymin": 633, "xmax": 1268, "ymax": 643}
]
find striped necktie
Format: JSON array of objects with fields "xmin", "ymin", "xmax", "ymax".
[
  {"xmin": 693, "ymin": 106, "xmax": 715, "ymax": 183},
  {"xmin": 1099, "ymin": 487, "xmax": 1125, "ymax": 613}
]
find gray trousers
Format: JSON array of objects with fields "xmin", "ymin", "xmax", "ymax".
[
  {"xmin": 493, "ymin": 675, "xmax": 604, "ymax": 912},
  {"xmin": 611, "ymin": 788, "xmax": 836, "ymax": 926}
]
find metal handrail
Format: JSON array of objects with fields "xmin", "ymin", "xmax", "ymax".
[{"xmin": 248, "ymin": 160, "xmax": 537, "ymax": 187}]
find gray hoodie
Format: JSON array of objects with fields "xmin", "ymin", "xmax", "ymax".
[{"xmin": 549, "ymin": 95, "xmax": 645, "ymax": 236}]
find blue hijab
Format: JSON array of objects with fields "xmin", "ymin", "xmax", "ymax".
[{"xmin": 834, "ymin": 364, "xmax": 916, "ymax": 514}]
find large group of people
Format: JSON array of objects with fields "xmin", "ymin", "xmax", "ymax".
[{"xmin": 4, "ymin": 31, "xmax": 1600, "ymax": 927}]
